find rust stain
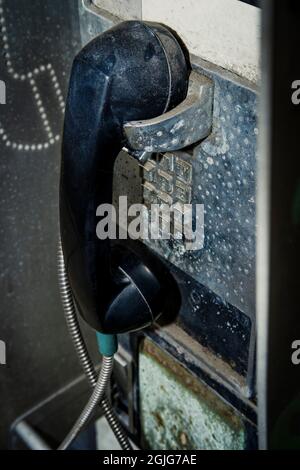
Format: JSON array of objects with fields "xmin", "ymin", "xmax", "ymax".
[
  {"xmin": 141, "ymin": 337, "xmax": 243, "ymax": 432},
  {"xmin": 178, "ymin": 431, "xmax": 189, "ymax": 447},
  {"xmin": 152, "ymin": 411, "xmax": 165, "ymax": 428}
]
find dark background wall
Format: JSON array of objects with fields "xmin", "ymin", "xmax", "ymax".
[{"xmin": 0, "ymin": 0, "xmax": 98, "ymax": 448}]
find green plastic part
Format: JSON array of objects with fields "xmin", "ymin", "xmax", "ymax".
[{"xmin": 96, "ymin": 332, "xmax": 118, "ymax": 357}]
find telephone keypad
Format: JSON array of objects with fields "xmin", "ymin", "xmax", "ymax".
[
  {"xmin": 142, "ymin": 153, "xmax": 193, "ymax": 209},
  {"xmin": 141, "ymin": 152, "xmax": 193, "ymax": 246}
]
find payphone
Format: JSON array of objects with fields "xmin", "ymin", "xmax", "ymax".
[{"xmin": 57, "ymin": 1, "xmax": 258, "ymax": 450}]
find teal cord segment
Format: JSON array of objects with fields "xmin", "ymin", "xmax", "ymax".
[{"xmin": 96, "ymin": 332, "xmax": 118, "ymax": 356}]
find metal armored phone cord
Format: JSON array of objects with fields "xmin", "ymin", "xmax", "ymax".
[
  {"xmin": 58, "ymin": 355, "xmax": 113, "ymax": 450},
  {"xmin": 57, "ymin": 238, "xmax": 132, "ymax": 450}
]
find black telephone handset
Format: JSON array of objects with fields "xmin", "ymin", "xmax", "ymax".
[{"xmin": 60, "ymin": 21, "xmax": 190, "ymax": 333}]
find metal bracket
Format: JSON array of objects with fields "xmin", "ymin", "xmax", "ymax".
[
  {"xmin": 112, "ymin": 346, "xmax": 136, "ymax": 435},
  {"xmin": 123, "ymin": 71, "xmax": 214, "ymax": 161}
]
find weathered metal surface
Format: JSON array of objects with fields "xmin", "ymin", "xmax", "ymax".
[
  {"xmin": 134, "ymin": 70, "xmax": 256, "ymax": 382},
  {"xmin": 175, "ymin": 274, "xmax": 252, "ymax": 379},
  {"xmin": 79, "ymin": 4, "xmax": 256, "ymax": 391},
  {"xmin": 80, "ymin": 0, "xmax": 115, "ymax": 46},
  {"xmin": 137, "ymin": 62, "xmax": 257, "ymax": 387},
  {"xmin": 143, "ymin": 65, "xmax": 257, "ymax": 322},
  {"xmin": 139, "ymin": 338, "xmax": 245, "ymax": 450},
  {"xmin": 124, "ymin": 71, "xmax": 213, "ymax": 156}
]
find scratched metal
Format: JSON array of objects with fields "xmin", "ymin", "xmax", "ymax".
[
  {"xmin": 144, "ymin": 70, "xmax": 257, "ymax": 320},
  {"xmin": 139, "ymin": 339, "xmax": 245, "ymax": 450},
  {"xmin": 124, "ymin": 71, "xmax": 213, "ymax": 155},
  {"xmin": 80, "ymin": 0, "xmax": 115, "ymax": 45}
]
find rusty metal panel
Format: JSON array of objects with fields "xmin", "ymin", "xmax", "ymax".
[{"xmin": 139, "ymin": 338, "xmax": 245, "ymax": 450}]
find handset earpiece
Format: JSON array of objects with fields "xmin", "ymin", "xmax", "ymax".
[{"xmin": 60, "ymin": 21, "xmax": 190, "ymax": 333}]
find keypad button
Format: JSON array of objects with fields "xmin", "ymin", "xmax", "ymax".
[
  {"xmin": 157, "ymin": 169, "xmax": 173, "ymax": 194},
  {"xmin": 143, "ymin": 160, "xmax": 156, "ymax": 183},
  {"xmin": 175, "ymin": 158, "xmax": 192, "ymax": 183},
  {"xmin": 143, "ymin": 182, "xmax": 158, "ymax": 204},
  {"xmin": 175, "ymin": 181, "xmax": 192, "ymax": 203},
  {"xmin": 157, "ymin": 190, "xmax": 173, "ymax": 206},
  {"xmin": 160, "ymin": 153, "xmax": 174, "ymax": 172}
]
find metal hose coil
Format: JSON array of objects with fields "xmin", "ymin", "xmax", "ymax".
[
  {"xmin": 57, "ymin": 238, "xmax": 132, "ymax": 450},
  {"xmin": 58, "ymin": 355, "xmax": 113, "ymax": 450}
]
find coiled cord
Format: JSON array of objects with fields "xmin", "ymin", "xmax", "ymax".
[
  {"xmin": 57, "ymin": 238, "xmax": 132, "ymax": 450},
  {"xmin": 58, "ymin": 356, "xmax": 113, "ymax": 450}
]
